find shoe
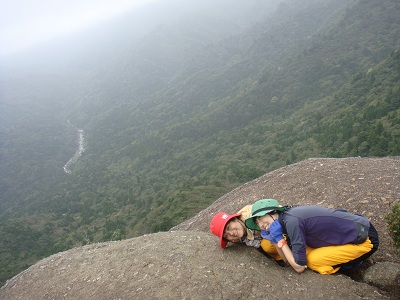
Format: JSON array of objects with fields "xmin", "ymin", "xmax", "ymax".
[{"xmin": 340, "ymin": 260, "xmax": 364, "ymax": 271}]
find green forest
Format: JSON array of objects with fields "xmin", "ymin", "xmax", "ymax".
[{"xmin": 0, "ymin": 0, "xmax": 399, "ymax": 286}]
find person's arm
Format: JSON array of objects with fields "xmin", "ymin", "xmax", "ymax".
[
  {"xmin": 274, "ymin": 246, "xmax": 288, "ymax": 263},
  {"xmin": 268, "ymin": 219, "xmax": 307, "ymax": 272},
  {"xmin": 276, "ymin": 240, "xmax": 307, "ymax": 273},
  {"xmin": 282, "ymin": 217, "xmax": 308, "ymax": 268}
]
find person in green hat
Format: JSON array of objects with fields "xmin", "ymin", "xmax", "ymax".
[{"xmin": 245, "ymin": 199, "xmax": 379, "ymax": 274}]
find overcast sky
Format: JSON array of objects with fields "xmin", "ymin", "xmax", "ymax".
[{"xmin": 0, "ymin": 0, "xmax": 155, "ymax": 56}]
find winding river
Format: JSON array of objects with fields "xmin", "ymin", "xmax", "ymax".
[{"xmin": 63, "ymin": 121, "xmax": 85, "ymax": 174}]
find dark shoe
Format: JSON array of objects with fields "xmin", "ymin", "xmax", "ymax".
[{"xmin": 276, "ymin": 260, "xmax": 290, "ymax": 267}]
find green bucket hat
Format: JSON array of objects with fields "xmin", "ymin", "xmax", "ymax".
[{"xmin": 245, "ymin": 199, "xmax": 284, "ymax": 230}]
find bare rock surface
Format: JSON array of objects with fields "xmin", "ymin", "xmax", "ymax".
[
  {"xmin": 1, "ymin": 157, "xmax": 399, "ymax": 299},
  {"xmin": 363, "ymin": 262, "xmax": 400, "ymax": 295},
  {"xmin": 0, "ymin": 231, "xmax": 392, "ymax": 300}
]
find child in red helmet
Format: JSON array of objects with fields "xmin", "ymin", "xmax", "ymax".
[{"xmin": 210, "ymin": 205, "xmax": 282, "ymax": 262}]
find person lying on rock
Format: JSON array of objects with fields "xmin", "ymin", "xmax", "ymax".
[
  {"xmin": 245, "ymin": 199, "xmax": 379, "ymax": 274},
  {"xmin": 210, "ymin": 206, "xmax": 283, "ymax": 264}
]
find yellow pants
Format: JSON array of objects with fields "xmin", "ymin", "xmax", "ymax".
[
  {"xmin": 261, "ymin": 238, "xmax": 373, "ymax": 274},
  {"xmin": 260, "ymin": 239, "xmax": 282, "ymax": 260},
  {"xmin": 305, "ymin": 238, "xmax": 373, "ymax": 274}
]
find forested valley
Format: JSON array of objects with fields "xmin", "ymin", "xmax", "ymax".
[{"xmin": 0, "ymin": 0, "xmax": 399, "ymax": 286}]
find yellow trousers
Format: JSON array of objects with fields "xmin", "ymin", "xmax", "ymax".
[
  {"xmin": 261, "ymin": 238, "xmax": 373, "ymax": 274},
  {"xmin": 305, "ymin": 238, "xmax": 373, "ymax": 274},
  {"xmin": 260, "ymin": 239, "xmax": 282, "ymax": 260}
]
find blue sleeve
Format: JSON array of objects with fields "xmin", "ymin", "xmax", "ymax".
[{"xmin": 285, "ymin": 217, "xmax": 307, "ymax": 265}]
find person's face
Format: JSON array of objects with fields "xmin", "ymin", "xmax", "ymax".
[
  {"xmin": 255, "ymin": 214, "xmax": 275, "ymax": 231},
  {"xmin": 223, "ymin": 218, "xmax": 246, "ymax": 243}
]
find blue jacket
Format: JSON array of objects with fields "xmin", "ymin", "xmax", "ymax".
[{"xmin": 279, "ymin": 206, "xmax": 370, "ymax": 265}]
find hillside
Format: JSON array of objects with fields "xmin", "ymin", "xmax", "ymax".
[
  {"xmin": 0, "ymin": 157, "xmax": 399, "ymax": 299},
  {"xmin": 0, "ymin": 0, "xmax": 400, "ymax": 287}
]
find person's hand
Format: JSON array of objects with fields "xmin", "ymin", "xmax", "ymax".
[
  {"xmin": 269, "ymin": 220, "xmax": 284, "ymax": 241},
  {"xmin": 261, "ymin": 230, "xmax": 279, "ymax": 244}
]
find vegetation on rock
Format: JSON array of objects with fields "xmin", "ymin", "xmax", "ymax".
[{"xmin": 386, "ymin": 204, "xmax": 400, "ymax": 257}]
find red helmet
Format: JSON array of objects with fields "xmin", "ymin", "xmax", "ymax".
[{"xmin": 210, "ymin": 212, "xmax": 241, "ymax": 248}]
